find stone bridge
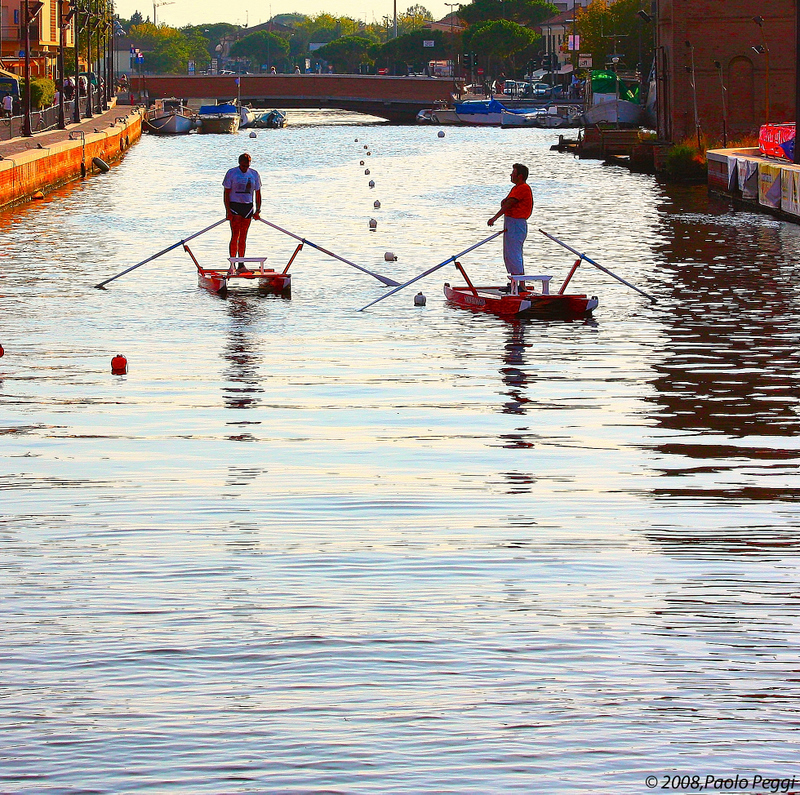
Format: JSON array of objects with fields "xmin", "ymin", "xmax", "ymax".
[{"xmin": 128, "ymin": 74, "xmax": 460, "ymax": 122}]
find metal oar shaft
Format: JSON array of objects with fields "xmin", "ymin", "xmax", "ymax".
[
  {"xmin": 358, "ymin": 230, "xmax": 504, "ymax": 312},
  {"xmin": 538, "ymin": 228, "xmax": 657, "ymax": 303},
  {"xmin": 257, "ymin": 218, "xmax": 399, "ymax": 287},
  {"xmin": 94, "ymin": 218, "xmax": 227, "ymax": 289}
]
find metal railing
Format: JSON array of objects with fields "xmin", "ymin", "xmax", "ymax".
[{"xmin": 0, "ymin": 101, "xmax": 77, "ymax": 141}]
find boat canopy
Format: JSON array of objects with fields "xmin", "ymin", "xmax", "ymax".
[
  {"xmin": 454, "ymin": 98, "xmax": 506, "ymax": 114},
  {"xmin": 199, "ymin": 103, "xmax": 237, "ymax": 114},
  {"xmin": 590, "ymin": 71, "xmax": 639, "ymax": 104}
]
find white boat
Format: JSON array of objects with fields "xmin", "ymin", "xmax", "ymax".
[
  {"xmin": 454, "ymin": 98, "xmax": 506, "ymax": 126},
  {"xmin": 198, "ymin": 104, "xmax": 240, "ymax": 134},
  {"xmin": 582, "ymin": 94, "xmax": 643, "ymax": 127},
  {"xmin": 252, "ymin": 109, "xmax": 286, "ymax": 128},
  {"xmin": 145, "ymin": 98, "xmax": 196, "ymax": 135},
  {"xmin": 502, "ymin": 105, "xmax": 583, "ymax": 128},
  {"xmin": 239, "ymin": 106, "xmax": 257, "ymax": 128},
  {"xmin": 431, "ymin": 108, "xmax": 461, "ymax": 125}
]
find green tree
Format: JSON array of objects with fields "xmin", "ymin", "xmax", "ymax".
[
  {"xmin": 289, "ymin": 14, "xmax": 370, "ymax": 60},
  {"xmin": 230, "ymin": 30, "xmax": 291, "ymax": 71},
  {"xmin": 576, "ymin": 0, "xmax": 654, "ymax": 72},
  {"xmin": 373, "ymin": 28, "xmax": 449, "ymax": 72},
  {"xmin": 458, "ymin": 0, "xmax": 557, "ymax": 27},
  {"xmin": 463, "ymin": 19, "xmax": 538, "ymax": 74},
  {"xmin": 184, "ymin": 22, "xmax": 239, "ymax": 59},
  {"xmin": 316, "ymin": 35, "xmax": 374, "ymax": 72}
]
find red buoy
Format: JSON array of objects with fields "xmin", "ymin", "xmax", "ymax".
[
  {"xmin": 111, "ymin": 354, "xmax": 127, "ymax": 373},
  {"xmin": 0, "ymin": 343, "xmax": 4, "ymax": 357}
]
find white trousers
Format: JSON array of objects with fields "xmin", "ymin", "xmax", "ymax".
[{"xmin": 503, "ymin": 217, "xmax": 527, "ymax": 276}]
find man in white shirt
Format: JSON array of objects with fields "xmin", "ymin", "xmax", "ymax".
[
  {"xmin": 2, "ymin": 94, "xmax": 13, "ymax": 117},
  {"xmin": 222, "ymin": 152, "xmax": 262, "ymax": 271}
]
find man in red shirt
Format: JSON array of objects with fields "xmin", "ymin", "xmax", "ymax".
[{"xmin": 488, "ymin": 163, "xmax": 533, "ymax": 280}]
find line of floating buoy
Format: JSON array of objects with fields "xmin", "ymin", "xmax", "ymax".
[
  {"xmin": 374, "ymin": 200, "xmax": 381, "ymax": 209},
  {"xmin": 368, "ymin": 180, "xmax": 375, "ymax": 188},
  {"xmin": 369, "ymin": 218, "xmax": 377, "ymax": 231},
  {"xmin": 111, "ymin": 354, "xmax": 128, "ymax": 374},
  {"xmin": 438, "ymin": 130, "xmax": 445, "ymax": 138}
]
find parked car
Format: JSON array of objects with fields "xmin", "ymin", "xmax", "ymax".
[{"xmin": 532, "ymin": 82, "xmax": 553, "ymax": 97}]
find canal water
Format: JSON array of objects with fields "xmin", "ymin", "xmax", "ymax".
[{"xmin": 2, "ymin": 111, "xmax": 800, "ymax": 793}]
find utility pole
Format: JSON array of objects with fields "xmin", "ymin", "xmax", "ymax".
[{"xmin": 22, "ymin": 0, "xmax": 44, "ymax": 137}]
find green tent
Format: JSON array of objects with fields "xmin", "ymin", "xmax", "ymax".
[{"xmin": 590, "ymin": 70, "xmax": 639, "ymax": 104}]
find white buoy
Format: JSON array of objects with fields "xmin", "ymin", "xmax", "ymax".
[
  {"xmin": 249, "ymin": 131, "xmax": 257, "ymax": 138},
  {"xmin": 384, "ymin": 252, "xmax": 397, "ymax": 261},
  {"xmin": 369, "ymin": 218, "xmax": 377, "ymax": 230},
  {"xmin": 360, "ymin": 160, "xmax": 365, "ymax": 165},
  {"xmin": 355, "ymin": 138, "xmax": 359, "ymax": 142},
  {"xmin": 374, "ymin": 200, "xmax": 381, "ymax": 209},
  {"xmin": 364, "ymin": 144, "xmax": 368, "ymax": 149},
  {"xmin": 414, "ymin": 292, "xmax": 426, "ymax": 306},
  {"xmin": 437, "ymin": 130, "xmax": 445, "ymax": 138},
  {"xmin": 364, "ymin": 169, "xmax": 370, "ymax": 175},
  {"xmin": 366, "ymin": 152, "xmax": 371, "ymax": 156},
  {"xmin": 368, "ymin": 180, "xmax": 375, "ymax": 188}
]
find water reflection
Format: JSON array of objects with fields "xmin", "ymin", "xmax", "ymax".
[
  {"xmin": 643, "ymin": 188, "xmax": 800, "ymax": 527},
  {"xmin": 222, "ymin": 297, "xmax": 265, "ymax": 424}
]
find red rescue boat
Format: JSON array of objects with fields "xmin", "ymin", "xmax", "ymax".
[
  {"xmin": 444, "ymin": 260, "xmax": 598, "ymax": 318},
  {"xmin": 184, "ymin": 241, "xmax": 302, "ymax": 298}
]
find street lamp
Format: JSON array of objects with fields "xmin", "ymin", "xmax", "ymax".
[
  {"xmin": 22, "ymin": 0, "xmax": 45, "ymax": 137},
  {"xmin": 713, "ymin": 59, "xmax": 728, "ymax": 147},
  {"xmin": 751, "ymin": 15, "xmax": 770, "ymax": 124}
]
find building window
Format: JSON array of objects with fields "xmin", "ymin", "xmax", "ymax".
[{"xmin": 14, "ymin": 8, "xmax": 20, "ymax": 24}]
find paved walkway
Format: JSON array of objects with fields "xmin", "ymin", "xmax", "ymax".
[{"xmin": 0, "ymin": 102, "xmax": 139, "ymax": 159}]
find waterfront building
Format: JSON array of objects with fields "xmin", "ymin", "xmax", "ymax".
[
  {"xmin": 0, "ymin": 0, "xmax": 75, "ymax": 79},
  {"xmin": 657, "ymin": 0, "xmax": 795, "ymax": 141}
]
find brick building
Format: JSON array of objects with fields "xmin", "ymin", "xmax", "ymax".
[
  {"xmin": 657, "ymin": 0, "xmax": 796, "ymax": 142},
  {"xmin": 0, "ymin": 0, "xmax": 75, "ymax": 78}
]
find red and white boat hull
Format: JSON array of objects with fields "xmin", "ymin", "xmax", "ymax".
[
  {"xmin": 444, "ymin": 283, "xmax": 597, "ymax": 318},
  {"xmin": 198, "ymin": 269, "xmax": 292, "ymax": 297}
]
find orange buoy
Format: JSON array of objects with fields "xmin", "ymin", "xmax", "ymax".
[{"xmin": 111, "ymin": 354, "xmax": 127, "ymax": 373}]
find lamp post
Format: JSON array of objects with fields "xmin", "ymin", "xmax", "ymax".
[
  {"xmin": 72, "ymin": 0, "xmax": 80, "ymax": 121},
  {"xmin": 713, "ymin": 60, "xmax": 727, "ymax": 147},
  {"xmin": 22, "ymin": 1, "xmax": 44, "ymax": 137},
  {"xmin": 444, "ymin": 2, "xmax": 457, "ymax": 75},
  {"xmin": 684, "ymin": 40, "xmax": 701, "ymax": 151},
  {"xmin": 751, "ymin": 15, "xmax": 769, "ymax": 125}
]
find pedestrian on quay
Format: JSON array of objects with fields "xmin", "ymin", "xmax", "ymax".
[
  {"xmin": 487, "ymin": 163, "xmax": 533, "ymax": 284},
  {"xmin": 2, "ymin": 93, "xmax": 13, "ymax": 117},
  {"xmin": 223, "ymin": 152, "xmax": 262, "ymax": 271}
]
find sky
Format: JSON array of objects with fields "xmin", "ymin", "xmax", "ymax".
[{"xmin": 115, "ymin": 0, "xmax": 452, "ymax": 27}]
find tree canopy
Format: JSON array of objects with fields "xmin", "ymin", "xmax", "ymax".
[
  {"xmin": 464, "ymin": 18, "xmax": 538, "ymax": 70},
  {"xmin": 315, "ymin": 35, "xmax": 374, "ymax": 72},
  {"xmin": 129, "ymin": 24, "xmax": 211, "ymax": 73},
  {"xmin": 458, "ymin": 0, "xmax": 557, "ymax": 28},
  {"xmin": 575, "ymin": 0, "xmax": 654, "ymax": 72},
  {"xmin": 230, "ymin": 30, "xmax": 291, "ymax": 70},
  {"xmin": 373, "ymin": 28, "xmax": 449, "ymax": 71}
]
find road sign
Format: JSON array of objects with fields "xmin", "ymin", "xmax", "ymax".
[
  {"xmin": 188, "ymin": 60, "xmax": 195, "ymax": 74},
  {"xmin": 423, "ymin": 40, "xmax": 434, "ymax": 48},
  {"xmin": 477, "ymin": 67, "xmax": 484, "ymax": 75},
  {"xmin": 568, "ymin": 34, "xmax": 580, "ymax": 51},
  {"xmin": 579, "ymin": 54, "xmax": 592, "ymax": 68}
]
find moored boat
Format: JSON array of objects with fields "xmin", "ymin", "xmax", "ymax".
[
  {"xmin": 145, "ymin": 98, "xmax": 196, "ymax": 134},
  {"xmin": 198, "ymin": 103, "xmax": 240, "ymax": 134},
  {"xmin": 252, "ymin": 109, "xmax": 286, "ymax": 128},
  {"xmin": 454, "ymin": 97, "xmax": 507, "ymax": 126}
]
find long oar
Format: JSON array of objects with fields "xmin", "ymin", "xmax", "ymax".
[
  {"xmin": 358, "ymin": 230, "xmax": 504, "ymax": 312},
  {"xmin": 257, "ymin": 218, "xmax": 399, "ymax": 287},
  {"xmin": 94, "ymin": 218, "xmax": 227, "ymax": 289},
  {"xmin": 539, "ymin": 228, "xmax": 657, "ymax": 303}
]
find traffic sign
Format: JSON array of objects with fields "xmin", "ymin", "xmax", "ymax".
[{"xmin": 477, "ymin": 67, "xmax": 484, "ymax": 75}]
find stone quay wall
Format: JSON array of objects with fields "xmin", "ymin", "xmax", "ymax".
[{"xmin": 0, "ymin": 110, "xmax": 143, "ymax": 210}]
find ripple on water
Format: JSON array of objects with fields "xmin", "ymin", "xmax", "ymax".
[{"xmin": 1, "ymin": 114, "xmax": 800, "ymax": 792}]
